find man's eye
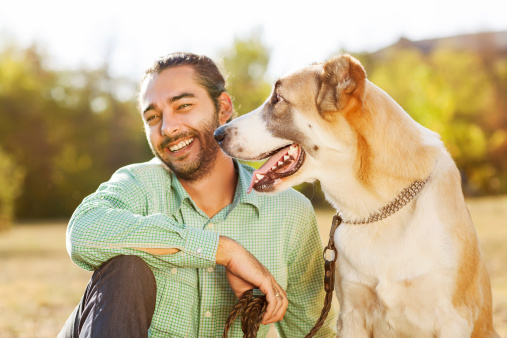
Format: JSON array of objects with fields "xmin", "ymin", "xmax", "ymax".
[
  {"xmin": 145, "ymin": 115, "xmax": 159, "ymax": 124},
  {"xmin": 178, "ymin": 103, "xmax": 192, "ymax": 110}
]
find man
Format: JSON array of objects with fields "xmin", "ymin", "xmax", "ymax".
[{"xmin": 60, "ymin": 52, "xmax": 336, "ymax": 337}]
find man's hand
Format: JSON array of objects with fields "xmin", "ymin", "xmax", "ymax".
[{"xmin": 216, "ymin": 236, "xmax": 288, "ymax": 325}]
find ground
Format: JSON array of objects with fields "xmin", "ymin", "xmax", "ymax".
[{"xmin": 0, "ymin": 196, "xmax": 506, "ymax": 337}]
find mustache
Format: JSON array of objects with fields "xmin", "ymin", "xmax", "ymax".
[{"xmin": 158, "ymin": 132, "xmax": 196, "ymax": 150}]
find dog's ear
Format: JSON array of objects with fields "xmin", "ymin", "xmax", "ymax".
[{"xmin": 317, "ymin": 55, "xmax": 366, "ymax": 116}]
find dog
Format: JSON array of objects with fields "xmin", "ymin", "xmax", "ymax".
[{"xmin": 214, "ymin": 54, "xmax": 498, "ymax": 337}]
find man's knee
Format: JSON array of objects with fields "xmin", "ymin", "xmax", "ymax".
[
  {"xmin": 59, "ymin": 256, "xmax": 157, "ymax": 338},
  {"xmin": 97, "ymin": 255, "xmax": 156, "ymax": 296}
]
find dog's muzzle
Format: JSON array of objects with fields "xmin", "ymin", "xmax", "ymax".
[{"xmin": 214, "ymin": 126, "xmax": 226, "ymax": 144}]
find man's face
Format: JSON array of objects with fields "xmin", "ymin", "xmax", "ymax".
[{"xmin": 139, "ymin": 66, "xmax": 224, "ymax": 181}]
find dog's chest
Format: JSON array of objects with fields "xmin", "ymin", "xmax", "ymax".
[{"xmin": 334, "ymin": 217, "xmax": 457, "ymax": 334}]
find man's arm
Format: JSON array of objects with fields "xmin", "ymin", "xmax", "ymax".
[
  {"xmin": 275, "ymin": 201, "xmax": 337, "ymax": 337},
  {"xmin": 138, "ymin": 236, "xmax": 288, "ymax": 324},
  {"xmin": 67, "ymin": 167, "xmax": 219, "ymax": 271},
  {"xmin": 68, "ymin": 166, "xmax": 287, "ymax": 323}
]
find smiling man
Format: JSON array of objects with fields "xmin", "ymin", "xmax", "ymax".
[{"xmin": 59, "ymin": 52, "xmax": 335, "ymax": 337}]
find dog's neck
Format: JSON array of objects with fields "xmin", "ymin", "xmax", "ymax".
[
  {"xmin": 339, "ymin": 174, "xmax": 432, "ymax": 224},
  {"xmin": 318, "ymin": 81, "xmax": 441, "ymax": 221}
]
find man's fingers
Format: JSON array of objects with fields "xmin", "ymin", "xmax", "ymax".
[
  {"xmin": 276, "ymin": 292, "xmax": 289, "ymax": 322},
  {"xmin": 271, "ymin": 290, "xmax": 285, "ymax": 320},
  {"xmin": 261, "ymin": 285, "xmax": 287, "ymax": 324},
  {"xmin": 261, "ymin": 289, "xmax": 277, "ymax": 324}
]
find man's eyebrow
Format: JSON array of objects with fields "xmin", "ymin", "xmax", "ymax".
[
  {"xmin": 142, "ymin": 93, "xmax": 196, "ymax": 115},
  {"xmin": 168, "ymin": 92, "xmax": 196, "ymax": 103},
  {"xmin": 142, "ymin": 104, "xmax": 156, "ymax": 115}
]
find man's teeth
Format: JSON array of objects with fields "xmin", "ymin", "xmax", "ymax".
[{"xmin": 169, "ymin": 138, "xmax": 193, "ymax": 152}]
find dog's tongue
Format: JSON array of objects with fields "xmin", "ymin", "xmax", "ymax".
[{"xmin": 248, "ymin": 145, "xmax": 292, "ymax": 193}]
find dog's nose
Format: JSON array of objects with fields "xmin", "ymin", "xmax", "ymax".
[{"xmin": 214, "ymin": 127, "xmax": 226, "ymax": 144}]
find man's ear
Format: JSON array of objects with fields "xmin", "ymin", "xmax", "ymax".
[
  {"xmin": 317, "ymin": 54, "xmax": 366, "ymax": 116},
  {"xmin": 217, "ymin": 92, "xmax": 233, "ymax": 125}
]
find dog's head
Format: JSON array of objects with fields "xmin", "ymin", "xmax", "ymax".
[{"xmin": 214, "ymin": 54, "xmax": 370, "ymax": 194}]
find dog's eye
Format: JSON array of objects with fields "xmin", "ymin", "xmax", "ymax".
[{"xmin": 272, "ymin": 92, "xmax": 284, "ymax": 105}]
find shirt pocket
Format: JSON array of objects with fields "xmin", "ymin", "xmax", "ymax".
[{"xmin": 150, "ymin": 268, "xmax": 198, "ymax": 337}]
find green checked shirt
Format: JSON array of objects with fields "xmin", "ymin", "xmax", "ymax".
[{"xmin": 67, "ymin": 158, "xmax": 336, "ymax": 337}]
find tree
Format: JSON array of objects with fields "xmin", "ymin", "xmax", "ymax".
[
  {"xmin": 365, "ymin": 47, "xmax": 500, "ymax": 195},
  {"xmin": 0, "ymin": 147, "xmax": 25, "ymax": 230},
  {"xmin": 221, "ymin": 29, "xmax": 273, "ymax": 117},
  {"xmin": 0, "ymin": 43, "xmax": 151, "ymax": 219}
]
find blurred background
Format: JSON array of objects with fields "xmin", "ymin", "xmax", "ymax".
[{"xmin": 0, "ymin": 0, "xmax": 506, "ymax": 336}]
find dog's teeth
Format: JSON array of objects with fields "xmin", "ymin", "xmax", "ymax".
[
  {"xmin": 288, "ymin": 146, "xmax": 296, "ymax": 155},
  {"xmin": 278, "ymin": 161, "xmax": 283, "ymax": 166},
  {"xmin": 271, "ymin": 166, "xmax": 277, "ymax": 171},
  {"xmin": 255, "ymin": 174, "xmax": 265, "ymax": 180},
  {"xmin": 255, "ymin": 180, "xmax": 259, "ymax": 183},
  {"xmin": 283, "ymin": 155, "xmax": 289, "ymax": 161}
]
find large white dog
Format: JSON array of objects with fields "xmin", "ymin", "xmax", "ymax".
[{"xmin": 214, "ymin": 55, "xmax": 498, "ymax": 337}]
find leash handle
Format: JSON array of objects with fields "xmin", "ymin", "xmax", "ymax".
[{"xmin": 223, "ymin": 290, "xmax": 267, "ymax": 338}]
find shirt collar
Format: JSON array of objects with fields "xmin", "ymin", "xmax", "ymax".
[
  {"xmin": 168, "ymin": 159, "xmax": 260, "ymax": 217},
  {"xmin": 232, "ymin": 160, "xmax": 260, "ymax": 213}
]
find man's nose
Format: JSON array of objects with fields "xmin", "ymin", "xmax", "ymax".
[
  {"xmin": 214, "ymin": 126, "xmax": 226, "ymax": 143},
  {"xmin": 161, "ymin": 113, "xmax": 181, "ymax": 136}
]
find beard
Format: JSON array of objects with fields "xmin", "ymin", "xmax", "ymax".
[{"xmin": 151, "ymin": 112, "xmax": 222, "ymax": 182}]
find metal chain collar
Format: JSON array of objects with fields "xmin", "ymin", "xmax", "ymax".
[{"xmin": 341, "ymin": 175, "xmax": 432, "ymax": 225}]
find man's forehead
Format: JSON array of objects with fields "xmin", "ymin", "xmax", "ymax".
[
  {"xmin": 141, "ymin": 66, "xmax": 197, "ymax": 92},
  {"xmin": 139, "ymin": 66, "xmax": 203, "ymax": 111}
]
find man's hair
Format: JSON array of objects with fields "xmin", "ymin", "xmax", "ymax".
[{"xmin": 140, "ymin": 52, "xmax": 230, "ymax": 118}]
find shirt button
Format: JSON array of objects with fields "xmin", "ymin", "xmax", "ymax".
[
  {"xmin": 208, "ymin": 223, "xmax": 214, "ymax": 230},
  {"xmin": 196, "ymin": 248, "xmax": 203, "ymax": 254},
  {"xmin": 207, "ymin": 267, "xmax": 214, "ymax": 273},
  {"xmin": 171, "ymin": 268, "xmax": 177, "ymax": 274},
  {"xmin": 205, "ymin": 310, "xmax": 212, "ymax": 318}
]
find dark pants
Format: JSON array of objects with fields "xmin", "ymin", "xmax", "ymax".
[{"xmin": 58, "ymin": 255, "xmax": 157, "ymax": 338}]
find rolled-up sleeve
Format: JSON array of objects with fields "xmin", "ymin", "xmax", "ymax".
[{"xmin": 66, "ymin": 167, "xmax": 219, "ymax": 271}]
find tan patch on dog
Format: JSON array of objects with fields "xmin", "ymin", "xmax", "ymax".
[
  {"xmin": 317, "ymin": 55, "xmax": 366, "ymax": 116},
  {"xmin": 433, "ymin": 164, "xmax": 497, "ymax": 337},
  {"xmin": 355, "ymin": 133, "xmax": 373, "ymax": 187}
]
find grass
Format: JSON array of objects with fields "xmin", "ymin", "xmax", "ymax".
[{"xmin": 0, "ymin": 196, "xmax": 506, "ymax": 337}]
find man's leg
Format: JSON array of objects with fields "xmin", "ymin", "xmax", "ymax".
[{"xmin": 58, "ymin": 255, "xmax": 157, "ymax": 338}]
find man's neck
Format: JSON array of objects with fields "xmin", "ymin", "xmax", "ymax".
[{"xmin": 178, "ymin": 153, "xmax": 237, "ymax": 218}]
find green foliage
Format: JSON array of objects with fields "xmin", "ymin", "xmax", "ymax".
[
  {"xmin": 221, "ymin": 30, "xmax": 272, "ymax": 116},
  {"xmin": 0, "ymin": 45, "xmax": 152, "ymax": 219},
  {"xmin": 365, "ymin": 47, "xmax": 506, "ymax": 195},
  {"xmin": 0, "ymin": 147, "xmax": 25, "ymax": 229},
  {"xmin": 1, "ymin": 33, "xmax": 506, "ymax": 219}
]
